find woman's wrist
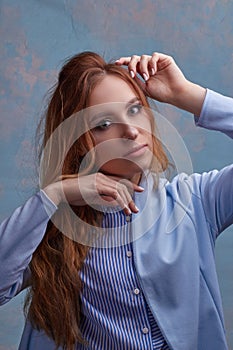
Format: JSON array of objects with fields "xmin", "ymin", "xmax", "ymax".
[
  {"xmin": 43, "ymin": 182, "xmax": 63, "ymax": 206},
  {"xmin": 170, "ymin": 81, "xmax": 207, "ymax": 116}
]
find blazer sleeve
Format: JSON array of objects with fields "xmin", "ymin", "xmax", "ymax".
[
  {"xmin": 195, "ymin": 89, "xmax": 233, "ymax": 138},
  {"xmin": 195, "ymin": 89, "xmax": 233, "ymax": 237},
  {"xmin": 0, "ymin": 190, "xmax": 57, "ymax": 305}
]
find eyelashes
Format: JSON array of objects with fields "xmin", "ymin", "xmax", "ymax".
[
  {"xmin": 128, "ymin": 103, "xmax": 143, "ymax": 116},
  {"xmin": 95, "ymin": 119, "xmax": 112, "ymax": 130},
  {"xmin": 93, "ymin": 103, "xmax": 143, "ymax": 131}
]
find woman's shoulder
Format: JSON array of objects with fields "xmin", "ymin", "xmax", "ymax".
[{"xmin": 155, "ymin": 164, "xmax": 233, "ymax": 200}]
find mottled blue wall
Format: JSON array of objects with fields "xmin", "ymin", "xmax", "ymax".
[{"xmin": 0, "ymin": 0, "xmax": 232, "ymax": 348}]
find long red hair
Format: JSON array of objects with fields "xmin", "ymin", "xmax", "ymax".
[{"xmin": 24, "ymin": 52, "xmax": 169, "ymax": 349}]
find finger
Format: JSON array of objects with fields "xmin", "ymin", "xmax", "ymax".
[
  {"xmin": 98, "ymin": 195, "xmax": 131, "ymax": 216},
  {"xmin": 99, "ymin": 190, "xmax": 131, "ymax": 214},
  {"xmin": 133, "ymin": 184, "xmax": 144, "ymax": 192},
  {"xmin": 102, "ymin": 180, "xmax": 133, "ymax": 215},
  {"xmin": 128, "ymin": 55, "xmax": 141, "ymax": 79},
  {"xmin": 128, "ymin": 199, "xmax": 139, "ymax": 214},
  {"xmin": 115, "ymin": 192, "xmax": 132, "ymax": 215},
  {"xmin": 115, "ymin": 55, "xmax": 140, "ymax": 79},
  {"xmin": 121, "ymin": 181, "xmax": 144, "ymax": 196},
  {"xmin": 99, "ymin": 175, "xmax": 143, "ymax": 214},
  {"xmin": 101, "ymin": 189, "xmax": 138, "ymax": 215},
  {"xmin": 150, "ymin": 52, "xmax": 166, "ymax": 76},
  {"xmin": 97, "ymin": 180, "xmax": 132, "ymax": 214},
  {"xmin": 139, "ymin": 55, "xmax": 152, "ymax": 81},
  {"xmin": 151, "ymin": 52, "xmax": 174, "ymax": 73},
  {"xmin": 150, "ymin": 52, "xmax": 161, "ymax": 75},
  {"xmin": 116, "ymin": 54, "xmax": 153, "ymax": 81},
  {"xmin": 113, "ymin": 177, "xmax": 144, "ymax": 193},
  {"xmin": 117, "ymin": 182, "xmax": 140, "ymax": 214},
  {"xmin": 102, "ymin": 195, "xmax": 139, "ymax": 215},
  {"xmin": 115, "ymin": 56, "xmax": 131, "ymax": 65},
  {"xmin": 116, "ymin": 183, "xmax": 133, "ymax": 214},
  {"xmin": 111, "ymin": 178, "xmax": 144, "ymax": 212}
]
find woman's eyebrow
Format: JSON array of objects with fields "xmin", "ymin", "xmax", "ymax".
[{"xmin": 126, "ymin": 97, "xmax": 141, "ymax": 107}]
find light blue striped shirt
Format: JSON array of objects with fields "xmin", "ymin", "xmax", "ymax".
[{"xmin": 78, "ymin": 208, "xmax": 170, "ymax": 349}]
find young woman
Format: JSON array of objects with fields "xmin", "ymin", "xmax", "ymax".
[{"xmin": 0, "ymin": 52, "xmax": 232, "ymax": 350}]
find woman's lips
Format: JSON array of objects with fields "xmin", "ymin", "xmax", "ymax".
[{"xmin": 124, "ymin": 144, "xmax": 148, "ymax": 157}]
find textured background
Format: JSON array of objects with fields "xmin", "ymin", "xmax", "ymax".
[{"xmin": 0, "ymin": 0, "xmax": 232, "ymax": 348}]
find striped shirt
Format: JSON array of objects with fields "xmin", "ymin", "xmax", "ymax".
[{"xmin": 78, "ymin": 208, "xmax": 170, "ymax": 349}]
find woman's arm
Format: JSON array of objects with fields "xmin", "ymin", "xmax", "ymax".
[
  {"xmin": 0, "ymin": 174, "xmax": 143, "ymax": 304},
  {"xmin": 43, "ymin": 173, "xmax": 144, "ymax": 215},
  {"xmin": 116, "ymin": 52, "xmax": 233, "ymax": 235},
  {"xmin": 195, "ymin": 89, "xmax": 233, "ymax": 235},
  {"xmin": 196, "ymin": 89, "xmax": 233, "ymax": 138},
  {"xmin": 0, "ymin": 191, "xmax": 57, "ymax": 304}
]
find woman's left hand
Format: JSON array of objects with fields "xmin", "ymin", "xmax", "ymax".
[
  {"xmin": 115, "ymin": 52, "xmax": 188, "ymax": 104},
  {"xmin": 115, "ymin": 52, "xmax": 206, "ymax": 116}
]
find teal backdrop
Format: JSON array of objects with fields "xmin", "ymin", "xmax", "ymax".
[{"xmin": 0, "ymin": 0, "xmax": 232, "ymax": 348}]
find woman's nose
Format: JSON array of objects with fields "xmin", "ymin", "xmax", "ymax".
[{"xmin": 122, "ymin": 123, "xmax": 139, "ymax": 140}]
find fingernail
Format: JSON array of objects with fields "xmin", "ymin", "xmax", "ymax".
[
  {"xmin": 130, "ymin": 70, "xmax": 135, "ymax": 78},
  {"xmin": 127, "ymin": 207, "xmax": 132, "ymax": 215},
  {"xmin": 138, "ymin": 186, "xmax": 144, "ymax": 191},
  {"xmin": 124, "ymin": 205, "xmax": 131, "ymax": 214},
  {"xmin": 135, "ymin": 206, "xmax": 139, "ymax": 212},
  {"xmin": 143, "ymin": 73, "xmax": 148, "ymax": 81},
  {"xmin": 151, "ymin": 68, "xmax": 155, "ymax": 75}
]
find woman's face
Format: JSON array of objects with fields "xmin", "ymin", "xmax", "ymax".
[{"xmin": 87, "ymin": 75, "xmax": 153, "ymax": 182}]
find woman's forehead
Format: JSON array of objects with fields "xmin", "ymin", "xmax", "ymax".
[{"xmin": 88, "ymin": 75, "xmax": 137, "ymax": 106}]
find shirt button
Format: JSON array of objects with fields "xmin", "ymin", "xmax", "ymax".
[
  {"xmin": 134, "ymin": 288, "xmax": 140, "ymax": 295},
  {"xmin": 125, "ymin": 215, "xmax": 131, "ymax": 222},
  {"xmin": 126, "ymin": 251, "xmax": 132, "ymax": 258},
  {"xmin": 142, "ymin": 327, "xmax": 149, "ymax": 334}
]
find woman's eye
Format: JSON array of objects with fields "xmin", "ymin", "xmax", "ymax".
[
  {"xmin": 128, "ymin": 104, "xmax": 143, "ymax": 116},
  {"xmin": 95, "ymin": 119, "xmax": 112, "ymax": 130}
]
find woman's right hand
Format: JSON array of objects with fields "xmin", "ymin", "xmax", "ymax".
[{"xmin": 43, "ymin": 173, "xmax": 144, "ymax": 215}]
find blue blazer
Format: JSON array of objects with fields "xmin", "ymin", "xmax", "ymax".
[{"xmin": 0, "ymin": 89, "xmax": 232, "ymax": 349}]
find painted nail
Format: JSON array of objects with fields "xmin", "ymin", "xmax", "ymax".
[
  {"xmin": 130, "ymin": 70, "xmax": 135, "ymax": 78},
  {"xmin": 124, "ymin": 205, "xmax": 131, "ymax": 214},
  {"xmin": 127, "ymin": 207, "xmax": 132, "ymax": 215},
  {"xmin": 143, "ymin": 73, "xmax": 148, "ymax": 81}
]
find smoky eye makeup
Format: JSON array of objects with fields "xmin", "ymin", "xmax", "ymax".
[
  {"xmin": 88, "ymin": 98, "xmax": 143, "ymax": 129},
  {"xmin": 127, "ymin": 102, "xmax": 143, "ymax": 116},
  {"xmin": 89, "ymin": 112, "xmax": 114, "ymax": 130},
  {"xmin": 94, "ymin": 119, "xmax": 112, "ymax": 130}
]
